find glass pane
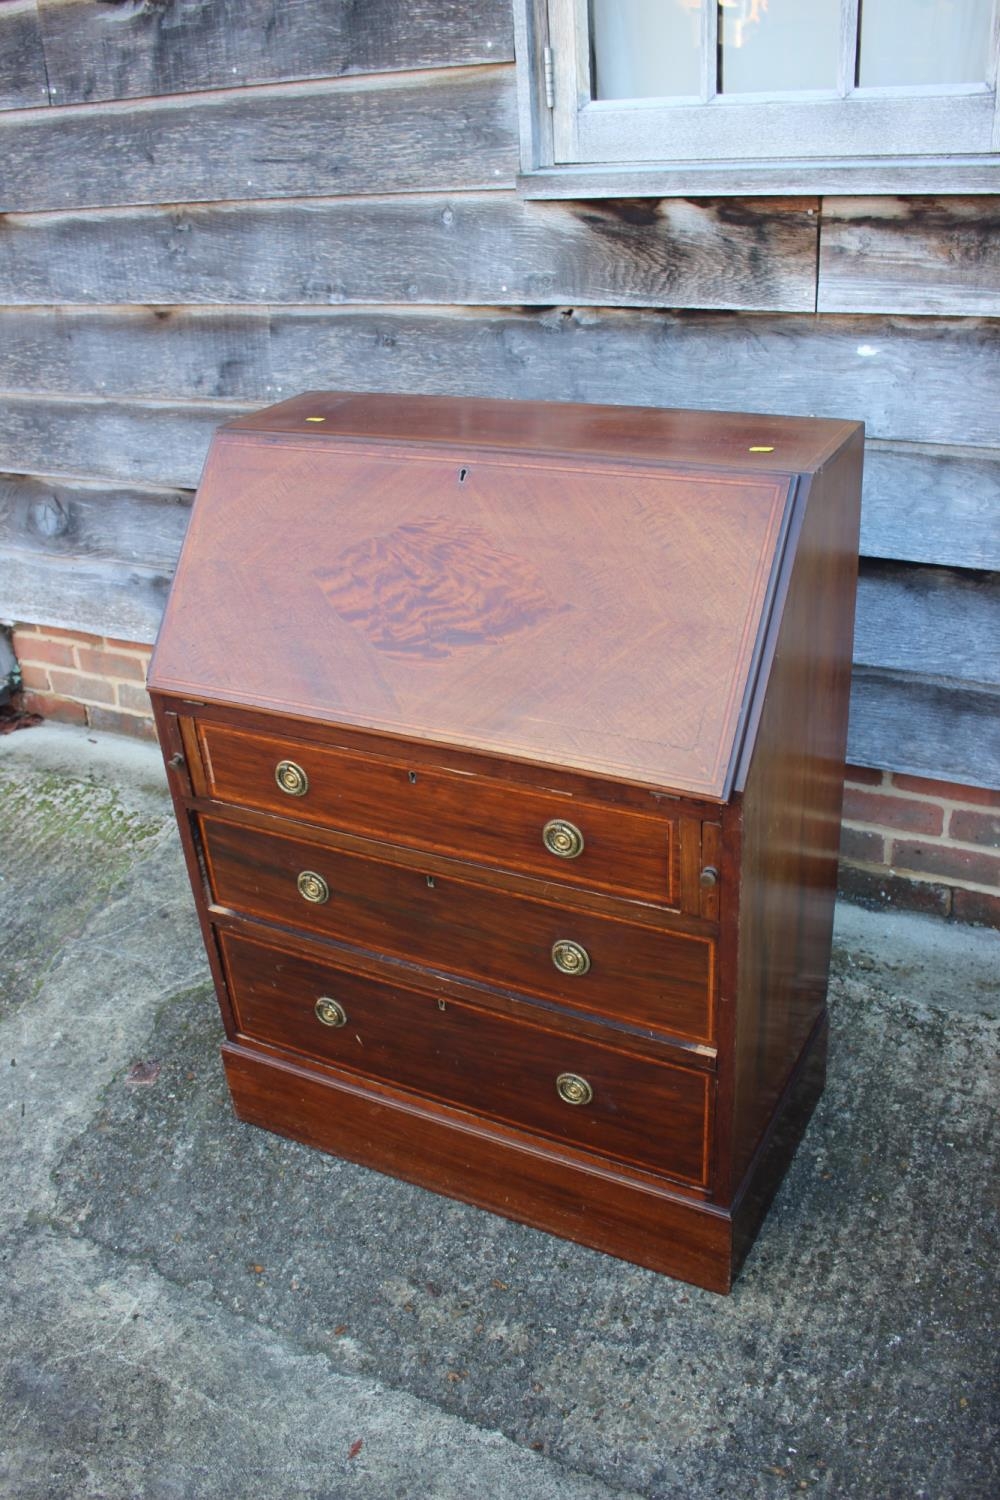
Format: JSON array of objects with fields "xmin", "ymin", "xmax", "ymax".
[
  {"xmin": 591, "ymin": 0, "xmax": 702, "ymax": 99},
  {"xmin": 720, "ymin": 0, "xmax": 841, "ymax": 93},
  {"xmin": 859, "ymin": 0, "xmax": 994, "ymax": 87}
]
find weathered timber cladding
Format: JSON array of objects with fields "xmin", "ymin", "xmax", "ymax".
[
  {"xmin": 0, "ymin": 398, "xmax": 237, "ymax": 489},
  {"xmin": 0, "ymin": 70, "xmax": 517, "ymax": 212},
  {"xmin": 847, "ymin": 670, "xmax": 1000, "ymax": 789},
  {"xmin": 0, "ymin": 1, "xmax": 49, "ymax": 111},
  {"xmin": 0, "ymin": 473, "xmax": 191, "ymax": 644},
  {"xmin": 0, "ymin": 472, "xmax": 191, "ymax": 568},
  {"xmin": 2, "ymin": 311, "xmax": 998, "ymax": 572},
  {"xmin": 819, "ymin": 198, "xmax": 1000, "ymax": 317},
  {"xmin": 861, "ymin": 446, "xmax": 1000, "ymax": 571},
  {"xmin": 2, "ymin": 308, "xmax": 995, "ymax": 447},
  {"xmin": 10, "ymin": 195, "xmax": 1000, "ymax": 319},
  {"xmin": 0, "ymin": 550, "xmax": 173, "ymax": 646},
  {"xmin": 0, "ymin": 198, "xmax": 819, "ymax": 311},
  {"xmin": 854, "ymin": 564, "xmax": 1000, "ymax": 684},
  {"xmin": 33, "ymin": 0, "xmax": 514, "ymax": 105}
]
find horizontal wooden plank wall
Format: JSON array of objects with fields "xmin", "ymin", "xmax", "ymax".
[
  {"xmin": 2, "ymin": 307, "xmax": 997, "ymax": 444},
  {"xmin": 32, "ymin": 0, "xmax": 514, "ymax": 104},
  {"xmin": 0, "ymin": 9, "xmax": 997, "ymax": 787},
  {"xmin": 0, "ymin": 70, "xmax": 518, "ymax": 211},
  {"xmin": 0, "ymin": 1, "xmax": 48, "ymax": 111},
  {"xmin": 847, "ymin": 671, "xmax": 998, "ymax": 791},
  {"xmin": 0, "ymin": 199, "xmax": 821, "ymax": 312},
  {"xmin": 818, "ymin": 198, "xmax": 1000, "ymax": 316}
]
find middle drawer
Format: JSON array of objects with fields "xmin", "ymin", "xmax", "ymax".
[{"xmin": 201, "ymin": 815, "xmax": 714, "ymax": 1045}]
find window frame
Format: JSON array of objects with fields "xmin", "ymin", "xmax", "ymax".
[{"xmin": 514, "ymin": 0, "xmax": 1000, "ymax": 197}]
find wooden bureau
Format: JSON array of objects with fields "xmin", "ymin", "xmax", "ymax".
[{"xmin": 148, "ymin": 391, "xmax": 863, "ymax": 1293}]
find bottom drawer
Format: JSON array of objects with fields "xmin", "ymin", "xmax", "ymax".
[{"xmin": 219, "ymin": 928, "xmax": 711, "ymax": 1188}]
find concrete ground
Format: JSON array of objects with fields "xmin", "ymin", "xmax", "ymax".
[{"xmin": 1, "ymin": 723, "xmax": 997, "ymax": 1500}]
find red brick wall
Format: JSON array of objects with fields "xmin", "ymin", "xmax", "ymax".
[
  {"xmin": 840, "ymin": 766, "xmax": 999, "ymax": 928},
  {"xmin": 11, "ymin": 624, "xmax": 155, "ymax": 741},
  {"xmin": 7, "ymin": 622, "xmax": 999, "ymax": 928}
]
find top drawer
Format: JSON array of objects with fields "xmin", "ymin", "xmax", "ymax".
[{"xmin": 197, "ymin": 722, "xmax": 677, "ymax": 907}]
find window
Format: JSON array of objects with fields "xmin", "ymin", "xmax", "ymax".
[{"xmin": 515, "ymin": 0, "xmax": 1000, "ymax": 195}]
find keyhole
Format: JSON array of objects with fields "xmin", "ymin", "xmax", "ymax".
[
  {"xmin": 408, "ymin": 770, "xmax": 418, "ymax": 784},
  {"xmin": 458, "ymin": 467, "xmax": 468, "ymax": 483}
]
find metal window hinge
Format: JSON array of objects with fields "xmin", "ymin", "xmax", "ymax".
[{"xmin": 543, "ymin": 45, "xmax": 555, "ymax": 109}]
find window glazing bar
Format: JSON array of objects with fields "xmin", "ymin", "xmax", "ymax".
[
  {"xmin": 702, "ymin": 1, "xmax": 720, "ymax": 101},
  {"xmin": 839, "ymin": 0, "xmax": 862, "ymax": 95}
]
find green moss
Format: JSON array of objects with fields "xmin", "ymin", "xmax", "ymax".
[{"xmin": 0, "ymin": 764, "xmax": 169, "ymax": 1015}]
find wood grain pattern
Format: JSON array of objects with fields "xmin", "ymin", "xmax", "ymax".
[
  {"xmin": 35, "ymin": 0, "xmax": 513, "ymax": 105},
  {"xmin": 0, "ymin": 397, "xmax": 240, "ymax": 488},
  {"xmin": 197, "ymin": 721, "xmax": 679, "ymax": 908},
  {"xmin": 1, "ymin": 310, "xmax": 995, "ymax": 453},
  {"xmin": 2, "ymin": 396, "xmax": 994, "ymax": 787},
  {"xmin": 0, "ymin": 68, "xmax": 516, "ymax": 212},
  {"xmin": 0, "ymin": 471, "xmax": 191, "ymax": 568},
  {"xmin": 0, "ymin": 196, "xmax": 819, "ymax": 311},
  {"xmin": 819, "ymin": 197, "xmax": 1000, "ymax": 316},
  {"xmin": 0, "ymin": 471, "xmax": 191, "ymax": 642},
  {"xmin": 726, "ymin": 433, "xmax": 863, "ymax": 1196},
  {"xmin": 861, "ymin": 445, "xmax": 1000, "ymax": 571},
  {"xmin": 219, "ymin": 928, "xmax": 710, "ymax": 1185},
  {"xmin": 181, "ymin": 695, "xmax": 727, "ymax": 823},
  {"xmin": 854, "ymin": 563, "xmax": 1000, "ymax": 685},
  {"xmin": 149, "ymin": 416, "xmax": 795, "ymax": 798},
  {"xmin": 0, "ymin": 1, "xmax": 48, "ymax": 110},
  {"xmin": 2, "ymin": 309, "xmax": 997, "ymax": 571},
  {"xmin": 201, "ymin": 813, "xmax": 715, "ymax": 1043},
  {"xmin": 0, "ymin": 550, "xmax": 170, "ymax": 644},
  {"xmin": 847, "ymin": 670, "xmax": 1000, "ymax": 790}
]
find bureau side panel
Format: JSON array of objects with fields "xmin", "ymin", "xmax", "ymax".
[
  {"xmin": 725, "ymin": 430, "xmax": 864, "ymax": 1198},
  {"xmin": 149, "ymin": 695, "xmax": 237, "ymax": 1036}
]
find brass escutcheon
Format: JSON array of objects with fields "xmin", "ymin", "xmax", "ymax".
[
  {"xmin": 314, "ymin": 996, "xmax": 347, "ymax": 1028},
  {"xmin": 556, "ymin": 1072, "xmax": 593, "ymax": 1106},
  {"xmin": 297, "ymin": 870, "xmax": 330, "ymax": 904},
  {"xmin": 542, "ymin": 818, "xmax": 584, "ymax": 860},
  {"xmin": 551, "ymin": 939, "xmax": 591, "ymax": 976},
  {"xmin": 275, "ymin": 759, "xmax": 309, "ymax": 797}
]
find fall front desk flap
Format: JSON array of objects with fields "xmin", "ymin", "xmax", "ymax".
[{"xmin": 149, "ymin": 392, "xmax": 858, "ymax": 800}]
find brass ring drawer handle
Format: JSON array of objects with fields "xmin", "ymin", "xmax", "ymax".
[
  {"xmin": 543, "ymin": 818, "xmax": 584, "ymax": 859},
  {"xmin": 275, "ymin": 759, "xmax": 309, "ymax": 796},
  {"xmin": 551, "ymin": 939, "xmax": 591, "ymax": 976},
  {"xmin": 297, "ymin": 870, "xmax": 330, "ymax": 904},
  {"xmin": 314, "ymin": 997, "xmax": 347, "ymax": 1028},
  {"xmin": 556, "ymin": 1072, "xmax": 593, "ymax": 1106}
]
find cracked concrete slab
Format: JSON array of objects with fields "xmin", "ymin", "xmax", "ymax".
[{"xmin": 1, "ymin": 723, "xmax": 998, "ymax": 1499}]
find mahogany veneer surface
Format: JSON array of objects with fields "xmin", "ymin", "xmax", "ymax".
[{"xmin": 150, "ymin": 390, "xmax": 863, "ymax": 1292}]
